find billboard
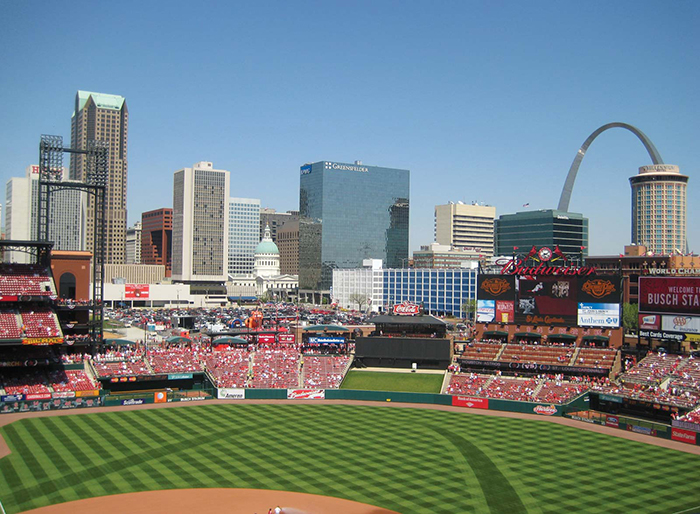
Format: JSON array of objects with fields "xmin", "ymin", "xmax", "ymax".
[
  {"xmin": 639, "ymin": 277, "xmax": 700, "ymax": 315},
  {"xmin": 577, "ymin": 303, "xmax": 620, "ymax": 328},
  {"xmin": 476, "ymin": 300, "xmax": 495, "ymax": 322},
  {"xmin": 661, "ymin": 315, "xmax": 700, "ymax": 334},
  {"xmin": 515, "ymin": 276, "xmax": 578, "ymax": 325},
  {"xmin": 477, "ymin": 273, "xmax": 620, "ymax": 328},
  {"xmin": 125, "ymin": 284, "xmax": 150, "ymax": 299}
]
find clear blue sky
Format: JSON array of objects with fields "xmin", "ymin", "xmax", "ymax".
[{"xmin": 1, "ymin": 1, "xmax": 698, "ymax": 255}]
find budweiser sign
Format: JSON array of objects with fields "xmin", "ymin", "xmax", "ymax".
[
  {"xmin": 533, "ymin": 405, "xmax": 558, "ymax": 416},
  {"xmin": 393, "ymin": 302, "xmax": 420, "ymax": 316},
  {"xmin": 496, "ymin": 257, "xmax": 597, "ymax": 277}
]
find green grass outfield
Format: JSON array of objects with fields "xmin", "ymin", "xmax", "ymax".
[
  {"xmin": 340, "ymin": 370, "xmax": 444, "ymax": 393},
  {"xmin": 0, "ymin": 404, "xmax": 699, "ymax": 513}
]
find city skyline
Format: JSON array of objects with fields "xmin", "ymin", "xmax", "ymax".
[{"xmin": 1, "ymin": 2, "xmax": 698, "ymax": 256}]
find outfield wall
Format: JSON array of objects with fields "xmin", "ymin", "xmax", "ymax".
[{"xmin": 2, "ymin": 385, "xmax": 698, "ymax": 447}]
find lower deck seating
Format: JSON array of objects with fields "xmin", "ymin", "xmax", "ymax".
[
  {"xmin": 302, "ymin": 354, "xmax": 352, "ymax": 388},
  {"xmin": 204, "ymin": 348, "xmax": 250, "ymax": 388},
  {"xmin": 250, "ymin": 347, "xmax": 300, "ymax": 388}
]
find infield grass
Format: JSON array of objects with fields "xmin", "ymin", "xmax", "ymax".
[
  {"xmin": 340, "ymin": 370, "xmax": 444, "ymax": 393},
  {"xmin": 0, "ymin": 404, "xmax": 699, "ymax": 514}
]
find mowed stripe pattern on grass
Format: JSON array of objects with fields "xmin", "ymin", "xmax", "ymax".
[
  {"xmin": 340, "ymin": 371, "xmax": 444, "ymax": 392},
  {"xmin": 0, "ymin": 404, "xmax": 697, "ymax": 513}
]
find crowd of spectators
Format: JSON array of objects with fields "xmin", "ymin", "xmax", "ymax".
[
  {"xmin": 456, "ymin": 338, "xmax": 619, "ymax": 371},
  {"xmin": 677, "ymin": 406, "xmax": 700, "ymax": 424},
  {"xmin": 48, "ymin": 370, "xmax": 98, "ymax": 392},
  {"xmin": 302, "ymin": 355, "xmax": 352, "ymax": 388},
  {"xmin": 204, "ymin": 348, "xmax": 251, "ymax": 388},
  {"xmin": 446, "ymin": 371, "xmax": 605, "ymax": 404},
  {"xmin": 147, "ymin": 344, "xmax": 205, "ymax": 374},
  {"xmin": 1, "ymin": 369, "xmax": 52, "ymax": 394},
  {"xmin": 250, "ymin": 347, "xmax": 300, "ymax": 388},
  {"xmin": 620, "ymin": 352, "xmax": 686, "ymax": 385}
]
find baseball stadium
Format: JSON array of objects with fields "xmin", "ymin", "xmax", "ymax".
[{"xmin": 0, "ymin": 239, "xmax": 699, "ymax": 514}]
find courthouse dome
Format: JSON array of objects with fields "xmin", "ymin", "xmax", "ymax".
[{"xmin": 255, "ymin": 225, "xmax": 279, "ymax": 255}]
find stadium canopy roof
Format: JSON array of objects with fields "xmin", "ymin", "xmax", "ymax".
[
  {"xmin": 165, "ymin": 336, "xmax": 192, "ymax": 344},
  {"xmin": 369, "ymin": 315, "xmax": 445, "ymax": 326},
  {"xmin": 212, "ymin": 336, "xmax": 249, "ymax": 345},
  {"xmin": 582, "ymin": 335, "xmax": 610, "ymax": 342},
  {"xmin": 513, "ymin": 332, "xmax": 542, "ymax": 338},
  {"xmin": 483, "ymin": 330, "xmax": 509, "ymax": 337},
  {"xmin": 104, "ymin": 339, "xmax": 136, "ymax": 346},
  {"xmin": 548, "ymin": 334, "xmax": 578, "ymax": 340},
  {"xmin": 303, "ymin": 324, "xmax": 349, "ymax": 332}
]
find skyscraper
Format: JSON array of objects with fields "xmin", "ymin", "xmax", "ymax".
[
  {"xmin": 125, "ymin": 222, "xmax": 142, "ymax": 264},
  {"xmin": 172, "ymin": 162, "xmax": 230, "ymax": 284},
  {"xmin": 5, "ymin": 165, "xmax": 83, "ymax": 263},
  {"xmin": 141, "ymin": 208, "xmax": 173, "ymax": 277},
  {"xmin": 630, "ymin": 164, "xmax": 688, "ymax": 255},
  {"xmin": 434, "ymin": 202, "xmax": 496, "ymax": 257},
  {"xmin": 70, "ymin": 90, "xmax": 128, "ymax": 264},
  {"xmin": 299, "ymin": 160, "xmax": 409, "ymax": 293},
  {"xmin": 259, "ymin": 208, "xmax": 299, "ymax": 242},
  {"xmin": 228, "ymin": 197, "xmax": 261, "ymax": 277},
  {"xmin": 494, "ymin": 209, "xmax": 589, "ymax": 257}
]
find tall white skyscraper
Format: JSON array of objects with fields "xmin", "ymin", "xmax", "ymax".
[
  {"xmin": 228, "ymin": 197, "xmax": 261, "ymax": 277},
  {"xmin": 630, "ymin": 164, "xmax": 688, "ymax": 255},
  {"xmin": 172, "ymin": 162, "xmax": 230, "ymax": 283},
  {"xmin": 5, "ymin": 165, "xmax": 83, "ymax": 263},
  {"xmin": 125, "ymin": 221, "xmax": 142, "ymax": 264},
  {"xmin": 435, "ymin": 202, "xmax": 496, "ymax": 257}
]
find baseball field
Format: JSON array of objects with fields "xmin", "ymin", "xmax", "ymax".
[{"xmin": 0, "ymin": 402, "xmax": 699, "ymax": 513}]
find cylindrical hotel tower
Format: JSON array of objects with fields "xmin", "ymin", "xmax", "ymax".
[{"xmin": 630, "ymin": 164, "xmax": 688, "ymax": 255}]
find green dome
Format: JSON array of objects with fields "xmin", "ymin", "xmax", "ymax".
[{"xmin": 255, "ymin": 240, "xmax": 279, "ymax": 255}]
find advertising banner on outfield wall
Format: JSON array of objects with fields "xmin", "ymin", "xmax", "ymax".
[
  {"xmin": 2, "ymin": 396, "xmax": 102, "ymax": 414},
  {"xmin": 533, "ymin": 405, "xmax": 558, "ymax": 416},
  {"xmin": 75, "ymin": 390, "xmax": 100, "ymax": 398},
  {"xmin": 51, "ymin": 391, "xmax": 75, "ymax": 399},
  {"xmin": 605, "ymin": 415, "xmax": 619, "ymax": 428},
  {"xmin": 218, "ymin": 388, "xmax": 245, "ymax": 399},
  {"xmin": 671, "ymin": 428, "xmax": 697, "ymax": 444},
  {"xmin": 287, "ymin": 389, "xmax": 325, "ymax": 400},
  {"xmin": 452, "ymin": 396, "xmax": 489, "ymax": 409}
]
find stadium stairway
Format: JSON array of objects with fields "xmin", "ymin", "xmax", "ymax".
[
  {"xmin": 494, "ymin": 343, "xmax": 507, "ymax": 361},
  {"xmin": 568, "ymin": 347, "xmax": 582, "ymax": 367},
  {"xmin": 531, "ymin": 379, "xmax": 545, "ymax": 397}
]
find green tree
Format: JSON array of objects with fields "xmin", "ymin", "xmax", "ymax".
[
  {"xmin": 622, "ymin": 303, "xmax": 638, "ymax": 333},
  {"xmin": 461, "ymin": 299, "xmax": 477, "ymax": 320}
]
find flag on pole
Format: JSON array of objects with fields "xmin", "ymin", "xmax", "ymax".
[{"xmin": 522, "ymin": 203, "xmax": 530, "ymax": 207}]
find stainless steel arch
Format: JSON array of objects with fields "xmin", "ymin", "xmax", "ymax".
[{"xmin": 557, "ymin": 122, "xmax": 664, "ymax": 211}]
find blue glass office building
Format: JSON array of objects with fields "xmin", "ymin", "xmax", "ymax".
[
  {"xmin": 300, "ymin": 161, "xmax": 409, "ymax": 291},
  {"xmin": 333, "ymin": 267, "xmax": 477, "ymax": 317},
  {"xmin": 384, "ymin": 268, "xmax": 476, "ymax": 316}
]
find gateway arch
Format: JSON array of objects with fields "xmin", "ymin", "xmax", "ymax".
[{"xmin": 557, "ymin": 122, "xmax": 664, "ymax": 211}]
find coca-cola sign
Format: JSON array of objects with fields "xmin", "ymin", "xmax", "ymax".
[{"xmin": 393, "ymin": 302, "xmax": 420, "ymax": 316}]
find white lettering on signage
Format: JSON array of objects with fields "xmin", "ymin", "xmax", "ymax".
[{"xmin": 325, "ymin": 162, "xmax": 369, "ymax": 173}]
